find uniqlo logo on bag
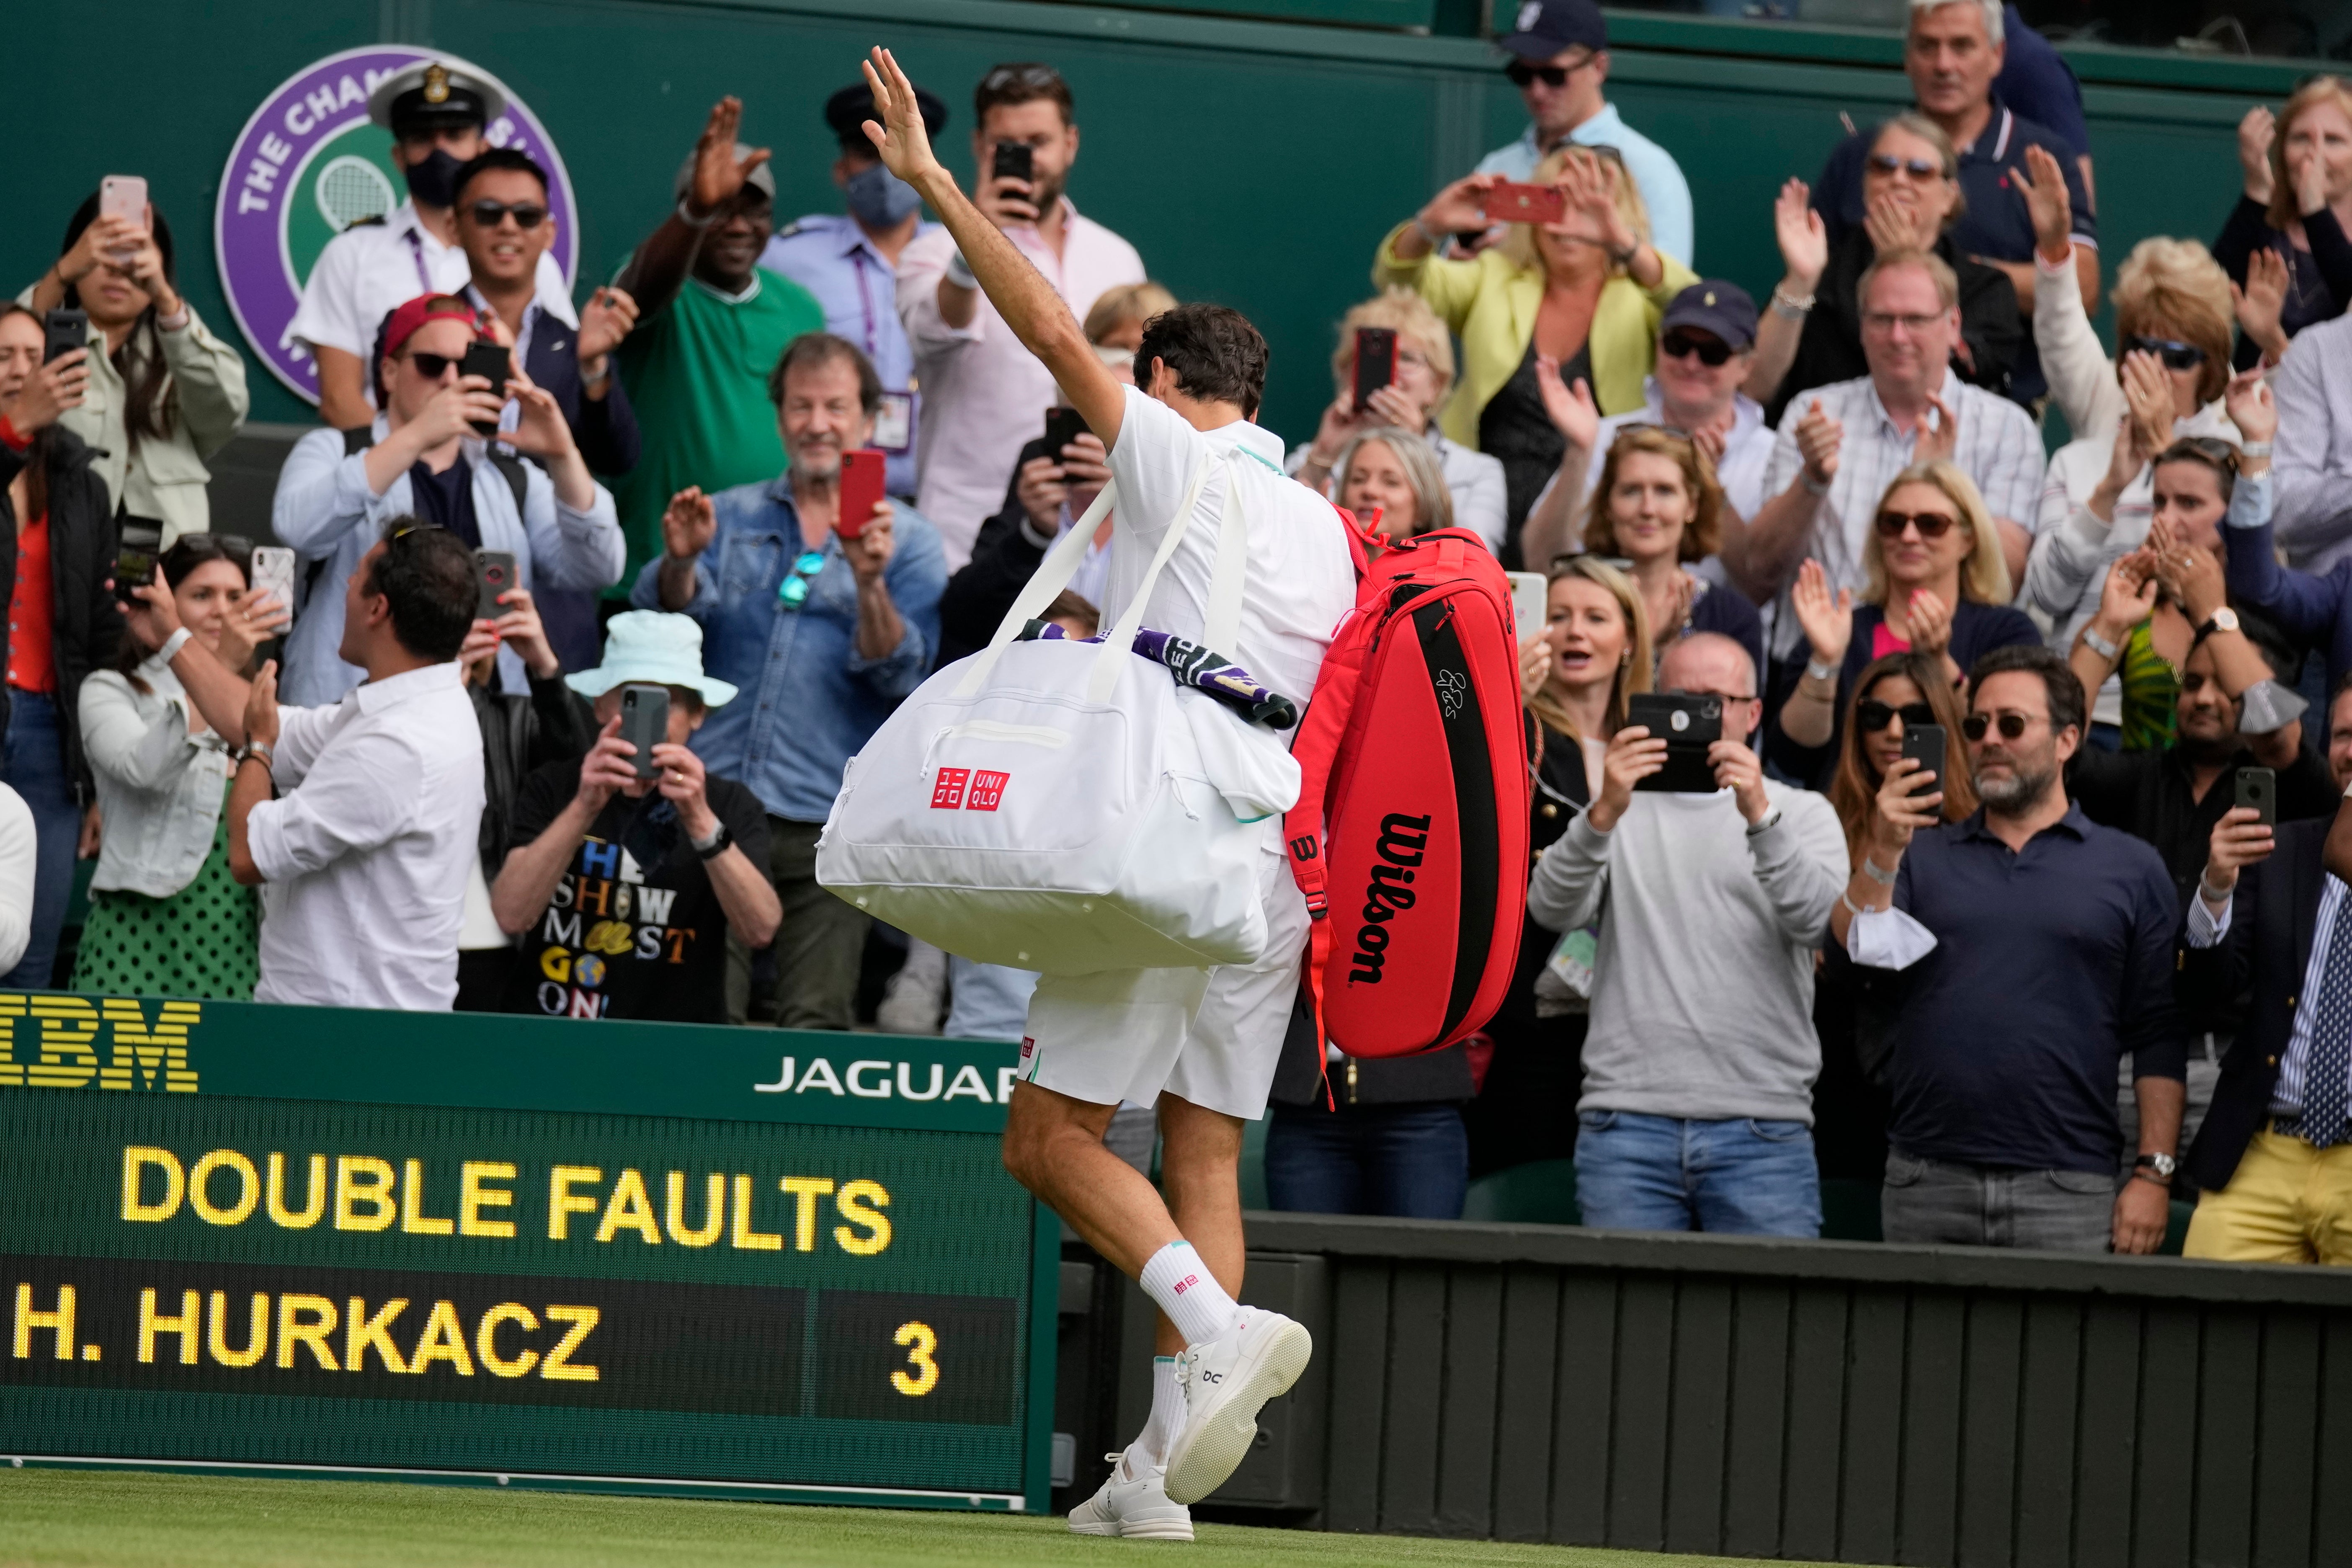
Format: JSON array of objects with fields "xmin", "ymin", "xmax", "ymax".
[
  {"xmin": 966, "ymin": 770, "xmax": 1010, "ymax": 811},
  {"xmin": 931, "ymin": 768, "xmax": 971, "ymax": 809}
]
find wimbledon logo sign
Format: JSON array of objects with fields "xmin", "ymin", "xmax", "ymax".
[{"xmin": 213, "ymin": 46, "xmax": 578, "ymax": 402}]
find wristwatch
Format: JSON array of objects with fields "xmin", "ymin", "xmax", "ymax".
[
  {"xmin": 2200, "ymin": 607, "xmax": 2241, "ymax": 637},
  {"xmin": 2133, "ymin": 1151, "xmax": 2177, "ymax": 1182},
  {"xmin": 691, "ymin": 822, "xmax": 734, "ymax": 861},
  {"xmin": 235, "ymin": 739, "xmax": 275, "ymax": 769}
]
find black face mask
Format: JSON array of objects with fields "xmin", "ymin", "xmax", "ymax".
[{"xmin": 404, "ymin": 148, "xmax": 466, "ymax": 209}]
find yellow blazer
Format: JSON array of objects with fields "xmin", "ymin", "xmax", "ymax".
[{"xmin": 1372, "ymin": 221, "xmax": 1697, "ymax": 451}]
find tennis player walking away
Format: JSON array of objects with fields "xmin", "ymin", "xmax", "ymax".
[{"xmin": 861, "ymin": 45, "xmax": 1357, "ymax": 1539}]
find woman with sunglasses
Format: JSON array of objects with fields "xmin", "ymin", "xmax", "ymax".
[
  {"xmin": 1745, "ymin": 115, "xmax": 2022, "ymax": 425},
  {"xmin": 1377, "ymin": 148, "xmax": 1695, "ymax": 543},
  {"xmin": 1582, "ymin": 426, "xmax": 1763, "ymax": 679},
  {"xmin": 19, "ymin": 190, "xmax": 250, "ymax": 546},
  {"xmin": 74, "ymin": 536, "xmax": 287, "ymax": 999},
  {"xmin": 2212, "ymin": 77, "xmax": 2352, "ymax": 365},
  {"xmin": 2067, "ymin": 373, "xmax": 2285, "ymax": 749},
  {"xmin": 1776, "ymin": 461, "xmax": 2037, "ymax": 786},
  {"xmin": 1812, "ymin": 650, "xmax": 1978, "ymax": 1195},
  {"xmin": 1465, "ymin": 556, "xmax": 1651, "ymax": 1179}
]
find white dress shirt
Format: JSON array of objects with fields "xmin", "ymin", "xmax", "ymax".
[
  {"xmin": 898, "ymin": 198, "xmax": 1145, "ymax": 569},
  {"xmin": 287, "ymin": 199, "xmax": 575, "ymax": 405},
  {"xmin": 249, "ymin": 662, "xmax": 486, "ymax": 1011},
  {"xmin": 1759, "ymin": 369, "xmax": 2044, "ymax": 655}
]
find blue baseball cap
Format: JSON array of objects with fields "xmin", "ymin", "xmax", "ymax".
[
  {"xmin": 1498, "ymin": 0, "xmax": 1608, "ymax": 59},
  {"xmin": 1661, "ymin": 281, "xmax": 1760, "ymax": 353}
]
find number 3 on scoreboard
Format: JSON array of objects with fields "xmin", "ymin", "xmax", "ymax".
[{"xmin": 890, "ymin": 1320, "xmax": 939, "ymax": 1397}]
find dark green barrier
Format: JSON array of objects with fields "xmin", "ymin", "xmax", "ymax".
[{"xmin": 0, "ymin": 993, "xmax": 1054, "ymax": 1511}]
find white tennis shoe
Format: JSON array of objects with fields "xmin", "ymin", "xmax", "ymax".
[
  {"xmin": 1162, "ymin": 1308, "xmax": 1313, "ymax": 1506},
  {"xmin": 1067, "ymin": 1449, "xmax": 1195, "ymax": 1540}
]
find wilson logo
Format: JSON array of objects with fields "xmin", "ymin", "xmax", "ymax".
[
  {"xmin": 931, "ymin": 768, "xmax": 1011, "ymax": 810},
  {"xmin": 1349, "ymin": 813, "xmax": 1429, "ymax": 984}
]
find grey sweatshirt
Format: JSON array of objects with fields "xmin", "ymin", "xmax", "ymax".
[{"xmin": 1527, "ymin": 781, "xmax": 1849, "ymax": 1124}]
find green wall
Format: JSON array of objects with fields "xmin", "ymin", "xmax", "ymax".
[{"xmin": 1, "ymin": 0, "xmax": 2292, "ymax": 447}]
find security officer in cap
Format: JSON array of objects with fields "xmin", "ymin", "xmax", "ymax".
[
  {"xmin": 289, "ymin": 54, "xmax": 577, "ymax": 430},
  {"xmin": 760, "ymin": 82, "xmax": 947, "ymax": 498}
]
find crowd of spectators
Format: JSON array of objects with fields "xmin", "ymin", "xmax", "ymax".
[{"xmin": 12, "ymin": 11, "xmax": 2352, "ymax": 1267}]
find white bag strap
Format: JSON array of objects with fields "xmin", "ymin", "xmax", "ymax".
[
  {"xmin": 1086, "ymin": 452, "xmax": 1215, "ymax": 702},
  {"xmin": 1201, "ymin": 449, "xmax": 1250, "ymax": 657},
  {"xmin": 955, "ymin": 478, "xmax": 1123, "ymax": 696}
]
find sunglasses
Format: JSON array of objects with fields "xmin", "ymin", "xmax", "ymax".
[
  {"xmin": 983, "ymin": 64, "xmax": 1064, "ymax": 91},
  {"xmin": 1866, "ymin": 153, "xmax": 1946, "ymax": 180},
  {"xmin": 1874, "ymin": 510, "xmax": 1960, "ymax": 539},
  {"xmin": 403, "ymin": 350, "xmax": 471, "ymax": 379},
  {"xmin": 1660, "ymin": 330, "xmax": 1735, "ymax": 366},
  {"xmin": 467, "ymin": 199, "xmax": 548, "ymax": 230},
  {"xmin": 1857, "ymin": 699, "xmax": 1937, "ymax": 732},
  {"xmin": 1961, "ymin": 712, "xmax": 2042, "ymax": 742},
  {"xmin": 777, "ymin": 549, "xmax": 828, "ymax": 609},
  {"xmin": 1505, "ymin": 55, "xmax": 1592, "ymax": 87},
  {"xmin": 2122, "ymin": 335, "xmax": 2207, "ymax": 371},
  {"xmin": 181, "ymin": 531, "xmax": 254, "ymax": 557}
]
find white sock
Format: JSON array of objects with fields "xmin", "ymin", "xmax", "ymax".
[
  {"xmin": 1135, "ymin": 1355, "xmax": 1182, "ymax": 1468},
  {"xmin": 1139, "ymin": 1240, "xmax": 1239, "ymax": 1347}
]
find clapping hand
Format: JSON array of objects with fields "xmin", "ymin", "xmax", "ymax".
[
  {"xmin": 661, "ymin": 487, "xmax": 717, "ymax": 561},
  {"xmin": 1796, "ymin": 398, "xmax": 1842, "ymax": 486},
  {"xmin": 2089, "ymin": 548, "xmax": 2161, "ymax": 648},
  {"xmin": 2232, "ymin": 248, "xmax": 2291, "ymax": 364},
  {"xmin": 1534, "ymin": 354, "xmax": 1599, "ymax": 450},
  {"xmin": 2225, "ymin": 362, "xmax": 2277, "ymax": 448},
  {"xmin": 2238, "ymin": 106, "xmax": 2277, "ymax": 205},
  {"xmin": 1791, "ymin": 558, "xmax": 1854, "ymax": 665},
  {"xmin": 577, "ymin": 286, "xmax": 638, "ymax": 365},
  {"xmin": 1772, "ymin": 178, "xmax": 1827, "ymax": 294},
  {"xmin": 2014, "ymin": 142, "xmax": 2073, "ymax": 264},
  {"xmin": 1904, "ymin": 587, "xmax": 1954, "ymax": 660},
  {"xmin": 1914, "ymin": 390, "xmax": 1960, "ymax": 465},
  {"xmin": 685, "ymin": 97, "xmax": 771, "ymax": 219}
]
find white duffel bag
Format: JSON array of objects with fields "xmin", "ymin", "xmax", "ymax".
[{"xmin": 816, "ymin": 451, "xmax": 1300, "ymax": 974}]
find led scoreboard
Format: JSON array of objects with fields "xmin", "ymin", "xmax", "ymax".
[{"xmin": 0, "ymin": 994, "xmax": 1054, "ymax": 1510}]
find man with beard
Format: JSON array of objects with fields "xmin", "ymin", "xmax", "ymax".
[
  {"xmin": 611, "ymin": 98, "xmax": 827, "ymax": 586},
  {"xmin": 636, "ymin": 332, "xmax": 943, "ymax": 1031},
  {"xmin": 1831, "ymin": 643, "xmax": 2188, "ymax": 1252}
]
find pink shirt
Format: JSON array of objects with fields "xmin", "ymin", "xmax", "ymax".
[{"xmin": 897, "ymin": 198, "xmax": 1145, "ymax": 569}]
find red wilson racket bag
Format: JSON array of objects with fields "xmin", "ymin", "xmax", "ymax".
[{"xmin": 1284, "ymin": 518, "xmax": 1530, "ymax": 1057}]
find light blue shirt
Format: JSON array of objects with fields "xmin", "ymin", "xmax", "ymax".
[
  {"xmin": 631, "ymin": 475, "xmax": 946, "ymax": 823},
  {"xmin": 760, "ymin": 214, "xmax": 936, "ymax": 497},
  {"xmin": 1473, "ymin": 103, "xmax": 1694, "ymax": 270}
]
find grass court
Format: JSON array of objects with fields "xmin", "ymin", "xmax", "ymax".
[{"xmin": 0, "ymin": 1468, "xmax": 1802, "ymax": 1568}]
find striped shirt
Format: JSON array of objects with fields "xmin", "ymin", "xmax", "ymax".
[
  {"xmin": 1759, "ymin": 370, "xmax": 2044, "ymax": 655},
  {"xmin": 2186, "ymin": 876, "xmax": 2352, "ymax": 1117}
]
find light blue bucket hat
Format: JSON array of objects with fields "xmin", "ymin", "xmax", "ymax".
[{"xmin": 563, "ymin": 611, "xmax": 739, "ymax": 707}]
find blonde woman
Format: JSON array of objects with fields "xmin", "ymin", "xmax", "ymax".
[
  {"xmin": 1776, "ymin": 462, "xmax": 2039, "ymax": 781},
  {"xmin": 2216, "ymin": 75, "xmax": 2352, "ymax": 357},
  {"xmin": 1292, "ymin": 291, "xmax": 1507, "ymax": 550},
  {"xmin": 1467, "ymin": 555, "xmax": 1651, "ymax": 1176},
  {"xmin": 1378, "ymin": 148, "xmax": 1695, "ymax": 536},
  {"xmin": 1330, "ymin": 426, "xmax": 1454, "ymax": 541}
]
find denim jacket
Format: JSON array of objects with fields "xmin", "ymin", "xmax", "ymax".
[
  {"xmin": 631, "ymin": 474, "xmax": 945, "ymax": 823},
  {"xmin": 79, "ymin": 653, "xmax": 232, "ymax": 898}
]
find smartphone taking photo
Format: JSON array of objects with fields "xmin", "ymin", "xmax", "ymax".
[
  {"xmin": 836, "ymin": 450, "xmax": 887, "ymax": 542},
  {"xmin": 1042, "ymin": 406, "xmax": 1089, "ymax": 458},
  {"xmin": 1481, "ymin": 181, "xmax": 1565, "ymax": 225},
  {"xmin": 459, "ymin": 340, "xmax": 509, "ymax": 436},
  {"xmin": 2235, "ymin": 766, "xmax": 2276, "ymax": 828},
  {"xmin": 1507, "ymin": 571, "xmax": 1548, "ymax": 640},
  {"xmin": 43, "ymin": 309, "xmax": 88, "ymax": 366},
  {"xmin": 248, "ymin": 546, "xmax": 296, "ymax": 625},
  {"xmin": 99, "ymin": 175, "xmax": 149, "ymax": 260},
  {"xmin": 1899, "ymin": 723, "xmax": 1947, "ymax": 789},
  {"xmin": 618, "ymin": 683, "xmax": 670, "ymax": 782},
  {"xmin": 113, "ymin": 522, "xmax": 162, "ymax": 606},
  {"xmin": 1626, "ymin": 692, "xmax": 1723, "ymax": 793},
  {"xmin": 991, "ymin": 142, "xmax": 1033, "ymax": 186},
  {"xmin": 474, "ymin": 550, "xmax": 517, "ymax": 623},
  {"xmin": 1352, "ymin": 327, "xmax": 1397, "ymax": 414}
]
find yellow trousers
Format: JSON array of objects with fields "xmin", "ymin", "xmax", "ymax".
[{"xmin": 2184, "ymin": 1130, "xmax": 2352, "ymax": 1265}]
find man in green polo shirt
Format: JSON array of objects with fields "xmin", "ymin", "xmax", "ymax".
[{"xmin": 614, "ymin": 96, "xmax": 827, "ymax": 586}]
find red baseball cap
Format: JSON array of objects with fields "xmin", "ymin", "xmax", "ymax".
[{"xmin": 379, "ymin": 293, "xmax": 482, "ymax": 361}]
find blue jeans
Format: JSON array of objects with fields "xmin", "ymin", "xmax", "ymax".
[
  {"xmin": 944, "ymin": 955, "xmax": 1039, "ymax": 1042},
  {"xmin": 2, "ymin": 691, "xmax": 77, "ymax": 990},
  {"xmin": 1574, "ymin": 1109, "xmax": 1821, "ymax": 1236},
  {"xmin": 1264, "ymin": 1101, "xmax": 1468, "ymax": 1220}
]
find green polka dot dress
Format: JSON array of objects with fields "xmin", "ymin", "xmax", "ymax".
[{"xmin": 72, "ymin": 781, "xmax": 260, "ymax": 1001}]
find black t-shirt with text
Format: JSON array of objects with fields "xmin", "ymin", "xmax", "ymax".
[{"xmin": 504, "ymin": 760, "xmax": 771, "ymax": 1023}]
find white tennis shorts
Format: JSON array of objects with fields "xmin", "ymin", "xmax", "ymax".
[{"xmin": 1018, "ymin": 836, "xmax": 1308, "ymax": 1120}]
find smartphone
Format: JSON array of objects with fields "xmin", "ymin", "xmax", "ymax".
[
  {"xmin": 248, "ymin": 546, "xmax": 296, "ymax": 623},
  {"xmin": 1625, "ymin": 692, "xmax": 1723, "ymax": 793},
  {"xmin": 1042, "ymin": 406, "xmax": 1090, "ymax": 459},
  {"xmin": 991, "ymin": 141, "xmax": 1033, "ymax": 185},
  {"xmin": 113, "ymin": 522, "xmax": 162, "ymax": 606},
  {"xmin": 837, "ymin": 449, "xmax": 887, "ymax": 542},
  {"xmin": 43, "ymin": 308, "xmax": 88, "ymax": 366},
  {"xmin": 459, "ymin": 339, "xmax": 509, "ymax": 436},
  {"xmin": 618, "ymin": 683, "xmax": 670, "ymax": 782},
  {"xmin": 1482, "ymin": 181, "xmax": 1565, "ymax": 225},
  {"xmin": 2236, "ymin": 765, "xmax": 2277, "ymax": 828},
  {"xmin": 1899, "ymin": 723, "xmax": 1947, "ymax": 789},
  {"xmin": 1507, "ymin": 571, "xmax": 1548, "ymax": 640},
  {"xmin": 1352, "ymin": 326, "xmax": 1397, "ymax": 415},
  {"xmin": 99, "ymin": 175, "xmax": 149, "ymax": 258},
  {"xmin": 474, "ymin": 549, "xmax": 517, "ymax": 622}
]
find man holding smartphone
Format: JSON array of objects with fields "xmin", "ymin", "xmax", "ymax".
[
  {"xmin": 636, "ymin": 332, "xmax": 944, "ymax": 1033},
  {"xmin": 897, "ymin": 60, "xmax": 1144, "ymax": 568},
  {"xmin": 1528, "ymin": 633, "xmax": 1849, "ymax": 1236}
]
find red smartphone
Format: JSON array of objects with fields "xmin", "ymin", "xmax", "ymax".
[
  {"xmin": 1482, "ymin": 181, "xmax": 1565, "ymax": 225},
  {"xmin": 836, "ymin": 449, "xmax": 887, "ymax": 542}
]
